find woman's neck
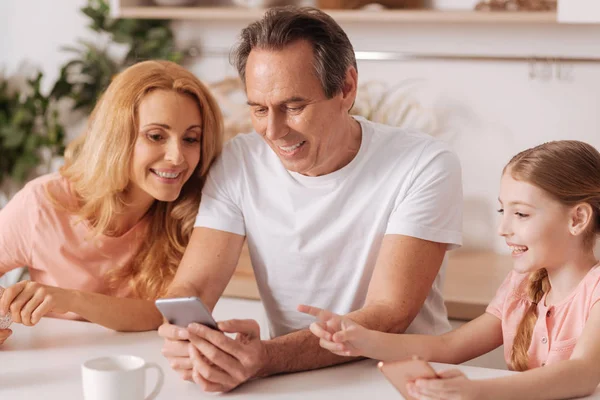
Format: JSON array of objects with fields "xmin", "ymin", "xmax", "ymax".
[
  {"xmin": 106, "ymin": 190, "xmax": 155, "ymax": 237},
  {"xmin": 545, "ymin": 251, "xmax": 598, "ymax": 305}
]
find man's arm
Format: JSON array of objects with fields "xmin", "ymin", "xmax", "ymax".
[
  {"xmin": 260, "ymin": 234, "xmax": 447, "ymax": 376},
  {"xmin": 165, "ymin": 227, "xmax": 245, "ymax": 308}
]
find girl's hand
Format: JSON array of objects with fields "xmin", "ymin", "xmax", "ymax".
[
  {"xmin": 0, "ymin": 329, "xmax": 12, "ymax": 345},
  {"xmin": 297, "ymin": 304, "xmax": 373, "ymax": 357},
  {"xmin": 0, "ymin": 281, "xmax": 71, "ymax": 326},
  {"xmin": 407, "ymin": 369, "xmax": 481, "ymax": 400}
]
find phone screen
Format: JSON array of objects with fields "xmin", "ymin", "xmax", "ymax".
[{"xmin": 155, "ymin": 297, "xmax": 219, "ymax": 331}]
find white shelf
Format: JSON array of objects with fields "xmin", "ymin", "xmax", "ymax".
[{"xmin": 114, "ymin": 7, "xmax": 559, "ymax": 24}]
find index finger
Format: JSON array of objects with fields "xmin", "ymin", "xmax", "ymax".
[
  {"xmin": 297, "ymin": 304, "xmax": 336, "ymax": 320},
  {"xmin": 158, "ymin": 323, "xmax": 190, "ymax": 341},
  {"xmin": 0, "ymin": 283, "xmax": 25, "ymax": 315}
]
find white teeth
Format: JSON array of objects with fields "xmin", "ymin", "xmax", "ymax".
[
  {"xmin": 153, "ymin": 170, "xmax": 180, "ymax": 179},
  {"xmin": 279, "ymin": 141, "xmax": 304, "ymax": 152},
  {"xmin": 509, "ymin": 245, "xmax": 528, "ymax": 253}
]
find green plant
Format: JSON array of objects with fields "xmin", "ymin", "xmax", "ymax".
[
  {"xmin": 0, "ymin": 74, "xmax": 66, "ymax": 184},
  {"xmin": 0, "ymin": 0, "xmax": 184, "ymax": 185}
]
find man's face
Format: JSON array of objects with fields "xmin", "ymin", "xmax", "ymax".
[{"xmin": 245, "ymin": 40, "xmax": 357, "ymax": 177}]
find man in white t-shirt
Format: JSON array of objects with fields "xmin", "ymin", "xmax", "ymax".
[{"xmin": 159, "ymin": 6, "xmax": 463, "ymax": 392}]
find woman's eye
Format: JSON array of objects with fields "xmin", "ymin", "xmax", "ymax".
[
  {"xmin": 496, "ymin": 208, "xmax": 504, "ymax": 214},
  {"xmin": 184, "ymin": 137, "xmax": 200, "ymax": 144},
  {"xmin": 146, "ymin": 133, "xmax": 163, "ymax": 142},
  {"xmin": 515, "ymin": 212, "xmax": 529, "ymax": 218}
]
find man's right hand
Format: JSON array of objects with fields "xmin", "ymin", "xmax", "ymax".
[
  {"xmin": 0, "ymin": 329, "xmax": 12, "ymax": 345},
  {"xmin": 158, "ymin": 322, "xmax": 194, "ymax": 381}
]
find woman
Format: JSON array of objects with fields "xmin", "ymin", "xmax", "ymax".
[{"xmin": 0, "ymin": 60, "xmax": 223, "ymax": 344}]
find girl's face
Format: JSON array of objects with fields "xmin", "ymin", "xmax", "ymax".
[
  {"xmin": 497, "ymin": 171, "xmax": 574, "ymax": 274},
  {"xmin": 128, "ymin": 89, "xmax": 202, "ymax": 208}
]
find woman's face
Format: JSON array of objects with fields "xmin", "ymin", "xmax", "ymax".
[{"xmin": 129, "ymin": 89, "xmax": 202, "ymax": 207}]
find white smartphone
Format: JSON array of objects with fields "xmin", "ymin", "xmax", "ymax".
[
  {"xmin": 378, "ymin": 358, "xmax": 439, "ymax": 400},
  {"xmin": 155, "ymin": 297, "xmax": 219, "ymax": 331}
]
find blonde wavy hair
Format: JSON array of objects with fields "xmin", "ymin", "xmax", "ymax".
[
  {"xmin": 58, "ymin": 60, "xmax": 223, "ymax": 300},
  {"xmin": 505, "ymin": 140, "xmax": 600, "ymax": 371}
]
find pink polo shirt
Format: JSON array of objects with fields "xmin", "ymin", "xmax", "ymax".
[
  {"xmin": 0, "ymin": 173, "xmax": 148, "ymax": 319},
  {"xmin": 486, "ymin": 264, "xmax": 600, "ymax": 369}
]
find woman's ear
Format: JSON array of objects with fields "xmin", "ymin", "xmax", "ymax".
[{"xmin": 569, "ymin": 203, "xmax": 594, "ymax": 236}]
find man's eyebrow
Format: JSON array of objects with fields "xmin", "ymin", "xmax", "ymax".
[{"xmin": 247, "ymin": 96, "xmax": 308, "ymax": 107}]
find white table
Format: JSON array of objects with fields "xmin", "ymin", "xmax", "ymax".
[{"xmin": 2, "ymin": 298, "xmax": 600, "ymax": 399}]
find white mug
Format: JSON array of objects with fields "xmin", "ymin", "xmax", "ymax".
[{"xmin": 81, "ymin": 355, "xmax": 164, "ymax": 400}]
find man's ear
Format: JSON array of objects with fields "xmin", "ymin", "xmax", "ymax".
[
  {"xmin": 569, "ymin": 203, "xmax": 594, "ymax": 236},
  {"xmin": 341, "ymin": 66, "xmax": 358, "ymax": 112}
]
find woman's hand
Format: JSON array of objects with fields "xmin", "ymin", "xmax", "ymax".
[
  {"xmin": 0, "ymin": 281, "xmax": 72, "ymax": 326},
  {"xmin": 0, "ymin": 329, "xmax": 12, "ymax": 345},
  {"xmin": 297, "ymin": 304, "xmax": 374, "ymax": 357},
  {"xmin": 407, "ymin": 369, "xmax": 482, "ymax": 400}
]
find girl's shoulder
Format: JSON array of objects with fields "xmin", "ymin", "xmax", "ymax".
[{"xmin": 501, "ymin": 270, "xmax": 532, "ymax": 303}]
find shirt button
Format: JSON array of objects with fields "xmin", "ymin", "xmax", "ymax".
[{"xmin": 542, "ymin": 337, "xmax": 548, "ymax": 344}]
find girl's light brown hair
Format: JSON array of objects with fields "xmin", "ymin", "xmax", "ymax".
[
  {"xmin": 505, "ymin": 140, "xmax": 600, "ymax": 371},
  {"xmin": 58, "ymin": 60, "xmax": 223, "ymax": 300}
]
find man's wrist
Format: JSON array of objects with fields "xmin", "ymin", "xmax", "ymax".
[{"xmin": 256, "ymin": 339, "xmax": 276, "ymax": 378}]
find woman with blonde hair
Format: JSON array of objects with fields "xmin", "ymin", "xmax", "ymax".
[
  {"xmin": 302, "ymin": 140, "xmax": 600, "ymax": 400},
  {"xmin": 0, "ymin": 60, "xmax": 223, "ymax": 344}
]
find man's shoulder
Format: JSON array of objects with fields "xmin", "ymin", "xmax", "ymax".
[{"xmin": 361, "ymin": 118, "xmax": 454, "ymax": 162}]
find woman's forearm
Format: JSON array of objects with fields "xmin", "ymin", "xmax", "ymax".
[{"xmin": 66, "ymin": 289, "xmax": 163, "ymax": 332}]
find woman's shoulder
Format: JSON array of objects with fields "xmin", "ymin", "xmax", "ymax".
[{"xmin": 20, "ymin": 172, "xmax": 75, "ymax": 209}]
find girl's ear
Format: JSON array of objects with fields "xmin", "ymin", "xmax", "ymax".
[{"xmin": 569, "ymin": 203, "xmax": 594, "ymax": 236}]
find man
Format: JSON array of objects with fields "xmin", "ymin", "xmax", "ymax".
[{"xmin": 159, "ymin": 6, "xmax": 463, "ymax": 392}]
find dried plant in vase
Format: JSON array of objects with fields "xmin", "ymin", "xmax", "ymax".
[
  {"xmin": 475, "ymin": 0, "xmax": 556, "ymax": 11},
  {"xmin": 351, "ymin": 80, "xmax": 439, "ymax": 136}
]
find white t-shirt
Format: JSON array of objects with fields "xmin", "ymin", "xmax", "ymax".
[{"xmin": 195, "ymin": 118, "xmax": 463, "ymax": 338}]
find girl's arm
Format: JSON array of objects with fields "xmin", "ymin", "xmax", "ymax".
[
  {"xmin": 0, "ymin": 281, "xmax": 163, "ymax": 332},
  {"xmin": 299, "ymin": 305, "xmax": 503, "ymax": 363},
  {"xmin": 412, "ymin": 303, "xmax": 600, "ymax": 400},
  {"xmin": 472, "ymin": 302, "xmax": 600, "ymax": 400}
]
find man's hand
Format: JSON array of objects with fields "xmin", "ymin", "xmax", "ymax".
[
  {"xmin": 158, "ymin": 322, "xmax": 194, "ymax": 381},
  {"xmin": 0, "ymin": 281, "xmax": 71, "ymax": 326},
  {"xmin": 187, "ymin": 319, "xmax": 267, "ymax": 393},
  {"xmin": 298, "ymin": 304, "xmax": 375, "ymax": 357}
]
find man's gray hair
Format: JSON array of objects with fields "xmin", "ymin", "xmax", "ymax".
[{"xmin": 230, "ymin": 6, "xmax": 357, "ymax": 99}]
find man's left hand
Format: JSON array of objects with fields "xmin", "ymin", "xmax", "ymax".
[{"xmin": 187, "ymin": 318, "xmax": 268, "ymax": 392}]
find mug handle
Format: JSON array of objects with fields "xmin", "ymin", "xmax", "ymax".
[{"xmin": 144, "ymin": 362, "xmax": 165, "ymax": 400}]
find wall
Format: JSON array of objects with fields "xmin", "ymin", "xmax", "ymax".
[{"xmin": 2, "ymin": 0, "xmax": 600, "ymax": 254}]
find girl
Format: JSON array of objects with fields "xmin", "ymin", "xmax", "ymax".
[
  {"xmin": 300, "ymin": 140, "xmax": 600, "ymax": 400},
  {"xmin": 0, "ymin": 60, "xmax": 223, "ymax": 344}
]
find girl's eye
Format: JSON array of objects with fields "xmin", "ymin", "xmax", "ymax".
[
  {"xmin": 515, "ymin": 212, "xmax": 529, "ymax": 218},
  {"xmin": 496, "ymin": 208, "xmax": 504, "ymax": 214}
]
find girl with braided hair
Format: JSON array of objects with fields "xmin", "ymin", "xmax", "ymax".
[{"xmin": 301, "ymin": 140, "xmax": 600, "ymax": 399}]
